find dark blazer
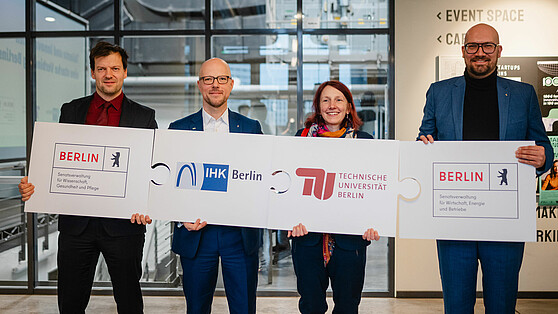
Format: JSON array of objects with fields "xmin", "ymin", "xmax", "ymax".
[
  {"xmin": 293, "ymin": 128, "xmax": 373, "ymax": 250},
  {"xmin": 58, "ymin": 94, "xmax": 157, "ymax": 237},
  {"xmin": 418, "ymin": 75, "xmax": 553, "ymax": 175},
  {"xmin": 170, "ymin": 109, "xmax": 263, "ymax": 258}
]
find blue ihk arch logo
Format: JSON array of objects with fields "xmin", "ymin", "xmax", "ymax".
[{"xmin": 176, "ymin": 162, "xmax": 229, "ymax": 192}]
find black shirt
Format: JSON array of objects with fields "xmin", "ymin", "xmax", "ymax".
[{"xmin": 462, "ymin": 70, "xmax": 499, "ymax": 140}]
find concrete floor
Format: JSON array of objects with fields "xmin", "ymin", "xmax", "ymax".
[{"xmin": 0, "ymin": 295, "xmax": 557, "ymax": 313}]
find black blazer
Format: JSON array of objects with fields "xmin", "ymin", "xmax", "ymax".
[
  {"xmin": 293, "ymin": 128, "xmax": 373, "ymax": 250},
  {"xmin": 57, "ymin": 94, "xmax": 157, "ymax": 237}
]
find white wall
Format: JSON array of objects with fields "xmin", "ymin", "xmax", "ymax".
[{"xmin": 395, "ymin": 0, "xmax": 558, "ymax": 293}]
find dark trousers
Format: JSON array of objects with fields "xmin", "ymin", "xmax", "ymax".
[
  {"xmin": 180, "ymin": 225, "xmax": 259, "ymax": 314},
  {"xmin": 57, "ymin": 218, "xmax": 145, "ymax": 314},
  {"xmin": 437, "ymin": 240, "xmax": 524, "ymax": 314},
  {"xmin": 292, "ymin": 239, "xmax": 367, "ymax": 314}
]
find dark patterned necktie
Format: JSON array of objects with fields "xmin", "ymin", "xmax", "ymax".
[{"xmin": 96, "ymin": 102, "xmax": 111, "ymax": 126}]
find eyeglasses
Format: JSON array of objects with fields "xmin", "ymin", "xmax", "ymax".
[
  {"xmin": 464, "ymin": 42, "xmax": 498, "ymax": 54},
  {"xmin": 200, "ymin": 75, "xmax": 231, "ymax": 85}
]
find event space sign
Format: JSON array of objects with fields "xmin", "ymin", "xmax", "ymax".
[{"xmin": 399, "ymin": 141, "xmax": 536, "ymax": 242}]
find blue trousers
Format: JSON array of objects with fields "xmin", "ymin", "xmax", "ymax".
[
  {"xmin": 292, "ymin": 239, "xmax": 367, "ymax": 314},
  {"xmin": 437, "ymin": 240, "xmax": 524, "ymax": 314},
  {"xmin": 180, "ymin": 225, "xmax": 258, "ymax": 314}
]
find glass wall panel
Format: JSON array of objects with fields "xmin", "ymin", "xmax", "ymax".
[
  {"xmin": 36, "ymin": 0, "xmax": 113, "ymax": 31},
  {"xmin": 213, "ymin": 35, "xmax": 298, "ymax": 137},
  {"xmin": 0, "ymin": 37, "xmax": 27, "ymax": 284},
  {"xmin": 122, "ymin": 36, "xmax": 206, "ymax": 129},
  {"xmin": 123, "ymin": 1, "xmax": 205, "ymax": 30},
  {"xmin": 0, "ymin": 38, "xmax": 26, "ymax": 160},
  {"xmin": 303, "ymin": 34, "xmax": 389, "ymax": 140},
  {"xmin": 0, "ymin": 0, "xmax": 25, "ymax": 32},
  {"xmin": 302, "ymin": 0, "xmax": 388, "ymax": 29},
  {"xmin": 213, "ymin": 0, "xmax": 296, "ymax": 29},
  {"xmin": 0, "ymin": 165, "xmax": 27, "ymax": 284},
  {"xmin": 36, "ymin": 38, "xmax": 88, "ymax": 123}
]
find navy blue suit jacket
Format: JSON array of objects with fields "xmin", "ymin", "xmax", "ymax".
[
  {"xmin": 418, "ymin": 76, "xmax": 553, "ymax": 175},
  {"xmin": 293, "ymin": 128, "xmax": 373, "ymax": 250},
  {"xmin": 170, "ymin": 109, "xmax": 263, "ymax": 258}
]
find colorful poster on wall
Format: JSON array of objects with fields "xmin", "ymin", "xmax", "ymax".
[
  {"xmin": 538, "ymin": 136, "xmax": 558, "ymax": 205},
  {"xmin": 495, "ymin": 57, "xmax": 558, "ymax": 132}
]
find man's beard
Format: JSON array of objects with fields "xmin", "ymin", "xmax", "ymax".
[
  {"xmin": 204, "ymin": 94, "xmax": 226, "ymax": 108},
  {"xmin": 467, "ymin": 56, "xmax": 497, "ymax": 77}
]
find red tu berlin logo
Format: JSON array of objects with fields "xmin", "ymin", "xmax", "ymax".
[{"xmin": 296, "ymin": 168, "xmax": 336, "ymax": 200}]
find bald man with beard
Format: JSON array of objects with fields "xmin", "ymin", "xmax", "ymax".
[{"xmin": 418, "ymin": 24, "xmax": 552, "ymax": 314}]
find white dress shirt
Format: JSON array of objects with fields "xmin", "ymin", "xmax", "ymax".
[{"xmin": 202, "ymin": 108, "xmax": 229, "ymax": 134}]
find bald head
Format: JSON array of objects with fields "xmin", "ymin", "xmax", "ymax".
[
  {"xmin": 199, "ymin": 58, "xmax": 231, "ymax": 78},
  {"xmin": 464, "ymin": 23, "xmax": 500, "ymax": 45},
  {"xmin": 197, "ymin": 58, "xmax": 234, "ymax": 118},
  {"xmin": 462, "ymin": 23, "xmax": 502, "ymax": 79}
]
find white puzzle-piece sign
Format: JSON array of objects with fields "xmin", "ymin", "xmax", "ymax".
[
  {"xmin": 266, "ymin": 136, "xmax": 400, "ymax": 237},
  {"xmin": 147, "ymin": 130, "xmax": 273, "ymax": 228},
  {"xmin": 398, "ymin": 141, "xmax": 536, "ymax": 242},
  {"xmin": 25, "ymin": 122, "xmax": 155, "ymax": 219}
]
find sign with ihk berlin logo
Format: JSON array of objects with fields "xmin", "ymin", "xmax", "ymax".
[
  {"xmin": 148, "ymin": 130, "xmax": 273, "ymax": 229},
  {"xmin": 176, "ymin": 162, "xmax": 230, "ymax": 192}
]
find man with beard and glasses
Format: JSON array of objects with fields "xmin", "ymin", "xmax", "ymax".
[
  {"xmin": 169, "ymin": 58, "xmax": 262, "ymax": 313},
  {"xmin": 417, "ymin": 24, "xmax": 552, "ymax": 313}
]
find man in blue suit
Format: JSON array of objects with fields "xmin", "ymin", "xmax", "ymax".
[
  {"xmin": 418, "ymin": 24, "xmax": 552, "ymax": 314},
  {"xmin": 169, "ymin": 58, "xmax": 262, "ymax": 313}
]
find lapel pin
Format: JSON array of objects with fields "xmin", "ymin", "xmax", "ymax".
[
  {"xmin": 505, "ymin": 93, "xmax": 508, "ymax": 96},
  {"xmin": 193, "ymin": 127, "xmax": 196, "ymax": 130}
]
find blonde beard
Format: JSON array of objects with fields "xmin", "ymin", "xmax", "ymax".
[{"xmin": 204, "ymin": 95, "xmax": 227, "ymax": 109}]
